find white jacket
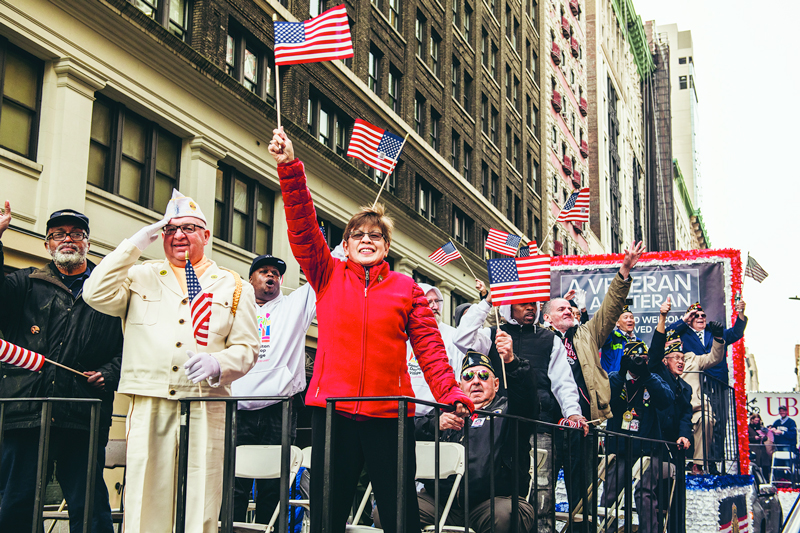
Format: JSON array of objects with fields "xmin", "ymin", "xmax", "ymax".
[
  {"xmin": 453, "ymin": 299, "xmax": 581, "ymax": 418},
  {"xmin": 406, "ymin": 321, "xmax": 463, "ymax": 415},
  {"xmin": 82, "ymin": 240, "xmax": 259, "ymax": 398},
  {"xmin": 232, "ymin": 283, "xmax": 316, "ymax": 410}
]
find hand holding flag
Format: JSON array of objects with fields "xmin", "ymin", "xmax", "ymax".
[{"xmin": 0, "ymin": 338, "xmax": 86, "ymax": 376}]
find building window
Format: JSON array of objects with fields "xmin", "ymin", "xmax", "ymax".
[
  {"xmin": 317, "ymin": 216, "xmax": 345, "ymax": 250},
  {"xmin": 505, "ymin": 187, "xmax": 512, "ymax": 219},
  {"xmin": 514, "ymin": 195, "xmax": 521, "ymax": 227},
  {"xmin": 453, "ymin": 207, "xmax": 472, "ymax": 248},
  {"xmin": 132, "ymin": 0, "xmax": 190, "ymax": 40},
  {"xmin": 452, "ymin": 0, "xmax": 459, "ymax": 27},
  {"xmin": 505, "ymin": 5, "xmax": 512, "ymax": 41},
  {"xmin": 0, "ymin": 41, "xmax": 43, "ymax": 160},
  {"xmin": 481, "ymin": 29, "xmax": 489, "ymax": 67},
  {"xmin": 481, "ymin": 163, "xmax": 489, "ymax": 197},
  {"xmin": 307, "ymin": 88, "xmax": 352, "ymax": 156},
  {"xmin": 463, "ymin": 72, "xmax": 473, "ymax": 111},
  {"xmin": 531, "ymin": 159, "xmax": 540, "ymax": 193},
  {"xmin": 481, "ymin": 95, "xmax": 488, "ymax": 135},
  {"xmin": 413, "ymin": 270, "xmax": 436, "ymax": 286},
  {"xmin": 451, "ymin": 58, "xmax": 460, "ymax": 100},
  {"xmin": 513, "ymin": 18, "xmax": 519, "ymax": 50},
  {"xmin": 451, "ymin": 131, "xmax": 460, "ymax": 168},
  {"xmin": 226, "ymin": 27, "xmax": 276, "ymax": 104},
  {"xmin": 463, "ymin": 143, "xmax": 472, "ymax": 181},
  {"xmin": 450, "ymin": 292, "xmax": 468, "ymax": 326},
  {"xmin": 491, "ymin": 43, "xmax": 498, "ymax": 79},
  {"xmin": 505, "ymin": 64, "xmax": 512, "ymax": 100},
  {"xmin": 430, "ymin": 31, "xmax": 441, "ymax": 77},
  {"xmin": 528, "ymin": 0, "xmax": 536, "ymax": 25},
  {"xmin": 430, "ymin": 109, "xmax": 440, "ymax": 150},
  {"xmin": 414, "ymin": 94, "xmax": 425, "ymax": 136},
  {"xmin": 678, "ymin": 57, "xmax": 687, "ymax": 64},
  {"xmin": 368, "ymin": 167, "xmax": 396, "ymax": 193},
  {"xmin": 533, "ymin": 215, "xmax": 540, "ymax": 240},
  {"xmin": 464, "ymin": 3, "xmax": 472, "ymax": 41},
  {"xmin": 215, "ymin": 163, "xmax": 274, "ymax": 253},
  {"xmin": 505, "ymin": 126, "xmax": 512, "ymax": 161},
  {"xmin": 371, "ymin": 0, "xmax": 382, "ymax": 10},
  {"xmin": 368, "ymin": 46, "xmax": 381, "ymax": 94},
  {"xmin": 679, "ymin": 75, "xmax": 687, "ymax": 90},
  {"xmin": 490, "ymin": 106, "xmax": 498, "ymax": 144},
  {"xmin": 513, "ymin": 76, "xmax": 520, "ymax": 110},
  {"xmin": 417, "ymin": 177, "xmax": 439, "ymax": 224},
  {"xmin": 88, "ymin": 96, "xmax": 180, "ymax": 213},
  {"xmin": 416, "ymin": 13, "xmax": 425, "ymax": 58},
  {"xmin": 388, "ymin": 66, "xmax": 401, "ymax": 113},
  {"xmin": 491, "ymin": 172, "xmax": 499, "ymax": 206},
  {"xmin": 513, "ymin": 136, "xmax": 520, "ymax": 170},
  {"xmin": 389, "ymin": 0, "xmax": 401, "ymax": 29}
]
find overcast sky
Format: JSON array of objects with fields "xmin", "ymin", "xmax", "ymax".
[{"xmin": 632, "ymin": 0, "xmax": 800, "ymax": 391}]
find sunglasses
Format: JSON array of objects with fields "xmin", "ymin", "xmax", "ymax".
[
  {"xmin": 695, "ymin": 313, "xmax": 706, "ymax": 318},
  {"xmin": 461, "ymin": 369, "xmax": 491, "ymax": 382}
]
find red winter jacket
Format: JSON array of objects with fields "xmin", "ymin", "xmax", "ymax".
[{"xmin": 278, "ymin": 159, "xmax": 473, "ymax": 418}]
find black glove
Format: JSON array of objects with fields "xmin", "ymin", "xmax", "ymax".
[
  {"xmin": 618, "ymin": 353, "xmax": 631, "ymax": 377},
  {"xmin": 706, "ymin": 321, "xmax": 724, "ymax": 339}
]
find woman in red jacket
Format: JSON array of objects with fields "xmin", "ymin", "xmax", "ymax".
[{"xmin": 269, "ymin": 128, "xmax": 473, "ymax": 533}]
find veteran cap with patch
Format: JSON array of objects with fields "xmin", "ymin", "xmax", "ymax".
[
  {"xmin": 461, "ymin": 350, "xmax": 495, "ymax": 375},
  {"xmin": 164, "ymin": 189, "xmax": 207, "ymax": 224}
]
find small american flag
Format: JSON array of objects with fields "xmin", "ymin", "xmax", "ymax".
[
  {"xmin": 347, "ymin": 119, "xmax": 405, "ymax": 174},
  {"xmin": 274, "ymin": 5, "xmax": 354, "ymax": 65},
  {"xmin": 518, "ymin": 240, "xmax": 538, "ymax": 257},
  {"xmin": 0, "ymin": 339, "xmax": 45, "ymax": 372},
  {"xmin": 485, "ymin": 228, "xmax": 522, "ymax": 257},
  {"xmin": 487, "ymin": 255, "xmax": 551, "ymax": 306},
  {"xmin": 557, "ymin": 187, "xmax": 590, "ymax": 223},
  {"xmin": 186, "ymin": 258, "xmax": 212, "ymax": 348},
  {"xmin": 428, "ymin": 241, "xmax": 462, "ymax": 266},
  {"xmin": 745, "ymin": 255, "xmax": 768, "ymax": 283}
]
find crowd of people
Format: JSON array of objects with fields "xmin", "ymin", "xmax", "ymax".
[{"xmin": 0, "ymin": 126, "xmax": 751, "ymax": 533}]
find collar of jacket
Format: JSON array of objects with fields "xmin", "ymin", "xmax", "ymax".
[
  {"xmin": 28, "ymin": 259, "xmax": 97, "ymax": 295},
  {"xmin": 345, "ymin": 258, "xmax": 389, "ymax": 283}
]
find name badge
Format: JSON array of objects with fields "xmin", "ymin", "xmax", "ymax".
[{"xmin": 472, "ymin": 418, "xmax": 485, "ymax": 428}]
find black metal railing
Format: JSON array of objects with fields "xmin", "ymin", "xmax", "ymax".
[
  {"xmin": 174, "ymin": 396, "xmax": 293, "ymax": 533},
  {"xmin": 0, "ymin": 397, "xmax": 102, "ymax": 533},
  {"xmin": 692, "ymin": 371, "xmax": 739, "ymax": 473}
]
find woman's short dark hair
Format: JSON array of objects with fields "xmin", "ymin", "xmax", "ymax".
[{"xmin": 343, "ymin": 203, "xmax": 394, "ymax": 245}]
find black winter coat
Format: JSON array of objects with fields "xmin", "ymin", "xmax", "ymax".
[
  {"xmin": 415, "ymin": 357, "xmax": 539, "ymax": 506},
  {"xmin": 648, "ymin": 330, "xmax": 693, "ymax": 443},
  {"xmin": 0, "ymin": 243, "xmax": 122, "ymax": 441}
]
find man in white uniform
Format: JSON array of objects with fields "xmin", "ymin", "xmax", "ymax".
[{"xmin": 83, "ymin": 190, "xmax": 259, "ymax": 533}]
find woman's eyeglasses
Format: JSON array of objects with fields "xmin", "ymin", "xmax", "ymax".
[
  {"xmin": 348, "ymin": 231, "xmax": 384, "ymax": 242},
  {"xmin": 461, "ymin": 369, "xmax": 491, "ymax": 382}
]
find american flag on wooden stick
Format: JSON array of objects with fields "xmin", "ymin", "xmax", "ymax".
[
  {"xmin": 186, "ymin": 257, "xmax": 212, "ymax": 348},
  {"xmin": 346, "ymin": 119, "xmax": 405, "ymax": 174},
  {"xmin": 428, "ymin": 241, "xmax": 462, "ymax": 266},
  {"xmin": 745, "ymin": 255, "xmax": 768, "ymax": 283},
  {"xmin": 557, "ymin": 187, "xmax": 590, "ymax": 223},
  {"xmin": 274, "ymin": 5, "xmax": 354, "ymax": 65},
  {"xmin": 485, "ymin": 228, "xmax": 522, "ymax": 257},
  {"xmin": 0, "ymin": 339, "xmax": 45, "ymax": 372},
  {"xmin": 487, "ymin": 255, "xmax": 551, "ymax": 305},
  {"xmin": 518, "ymin": 240, "xmax": 538, "ymax": 257}
]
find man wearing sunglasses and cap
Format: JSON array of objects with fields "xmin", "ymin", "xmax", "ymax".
[
  {"xmin": 83, "ymin": 190, "xmax": 259, "ymax": 533},
  {"xmin": 0, "ymin": 203, "xmax": 122, "ymax": 533},
  {"xmin": 415, "ymin": 346, "xmax": 539, "ymax": 533},
  {"xmin": 665, "ymin": 299, "xmax": 747, "ymax": 474}
]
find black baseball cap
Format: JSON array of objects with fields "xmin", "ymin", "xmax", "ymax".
[
  {"xmin": 249, "ymin": 255, "xmax": 286, "ymax": 277},
  {"xmin": 47, "ymin": 210, "xmax": 90, "ymax": 234}
]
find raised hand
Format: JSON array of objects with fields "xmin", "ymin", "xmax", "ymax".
[
  {"xmin": 682, "ymin": 309, "xmax": 698, "ymax": 325},
  {"xmin": 563, "ymin": 289, "xmax": 576, "ymax": 301},
  {"xmin": 476, "ymin": 278, "xmax": 491, "ymax": 303},
  {"xmin": 619, "ymin": 241, "xmax": 646, "ymax": 279},
  {"xmin": 660, "ymin": 296, "xmax": 672, "ymax": 316},
  {"xmin": 0, "ymin": 200, "xmax": 11, "ymax": 238},
  {"xmin": 735, "ymin": 299, "xmax": 746, "ymax": 316},
  {"xmin": 268, "ymin": 127, "xmax": 295, "ymax": 165}
]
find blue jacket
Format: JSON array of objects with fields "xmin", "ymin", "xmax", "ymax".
[
  {"xmin": 600, "ymin": 329, "xmax": 641, "ymax": 374},
  {"xmin": 606, "ymin": 371, "xmax": 674, "ymax": 456},
  {"xmin": 664, "ymin": 316, "xmax": 747, "ymax": 382},
  {"xmin": 771, "ymin": 417, "xmax": 797, "ymax": 449}
]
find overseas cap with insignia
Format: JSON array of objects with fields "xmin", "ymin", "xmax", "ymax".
[
  {"xmin": 620, "ymin": 304, "xmax": 632, "ymax": 315},
  {"xmin": 164, "ymin": 189, "xmax": 207, "ymax": 224},
  {"xmin": 623, "ymin": 339, "xmax": 648, "ymax": 358},
  {"xmin": 686, "ymin": 302, "xmax": 703, "ymax": 314},
  {"xmin": 664, "ymin": 330, "xmax": 683, "ymax": 356},
  {"xmin": 461, "ymin": 350, "xmax": 495, "ymax": 376}
]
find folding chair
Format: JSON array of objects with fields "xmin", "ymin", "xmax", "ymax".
[
  {"xmin": 416, "ymin": 442, "xmax": 470, "ymax": 533},
  {"xmin": 228, "ymin": 445, "xmax": 303, "ymax": 533}
]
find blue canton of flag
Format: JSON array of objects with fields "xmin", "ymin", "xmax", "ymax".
[
  {"xmin": 376, "ymin": 132, "xmax": 404, "ymax": 161},
  {"xmin": 518, "ymin": 246, "xmax": 529, "ymax": 257},
  {"xmin": 274, "ymin": 22, "xmax": 305, "ymax": 43},
  {"xmin": 488, "ymin": 258, "xmax": 519, "ymax": 284}
]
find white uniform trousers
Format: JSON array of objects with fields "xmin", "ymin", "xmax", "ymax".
[{"xmin": 123, "ymin": 395, "xmax": 225, "ymax": 533}]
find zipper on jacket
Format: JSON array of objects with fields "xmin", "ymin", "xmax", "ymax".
[
  {"xmin": 364, "ymin": 266, "xmax": 370, "ymax": 297},
  {"xmin": 356, "ymin": 265, "xmax": 371, "ymax": 414}
]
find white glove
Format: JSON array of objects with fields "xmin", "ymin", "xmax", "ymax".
[
  {"xmin": 129, "ymin": 218, "xmax": 170, "ymax": 251},
  {"xmin": 574, "ymin": 288, "xmax": 587, "ymax": 310},
  {"xmin": 184, "ymin": 350, "xmax": 221, "ymax": 384},
  {"xmin": 331, "ymin": 240, "xmax": 346, "ymax": 260}
]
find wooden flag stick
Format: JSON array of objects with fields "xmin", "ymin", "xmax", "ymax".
[
  {"xmin": 272, "ymin": 13, "xmax": 282, "ymax": 131},
  {"xmin": 448, "ymin": 240, "xmax": 478, "ymax": 281},
  {"xmin": 44, "ymin": 358, "xmax": 87, "ymax": 377},
  {"xmin": 493, "ymin": 306, "xmax": 507, "ymax": 388},
  {"xmin": 371, "ymin": 132, "xmax": 410, "ymax": 210}
]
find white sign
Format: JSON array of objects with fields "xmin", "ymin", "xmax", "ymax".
[{"xmin": 747, "ymin": 392, "xmax": 800, "ymax": 422}]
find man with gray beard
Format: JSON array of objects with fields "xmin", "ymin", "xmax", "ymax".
[{"xmin": 0, "ymin": 203, "xmax": 122, "ymax": 533}]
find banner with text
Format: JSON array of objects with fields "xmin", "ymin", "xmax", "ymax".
[{"xmin": 551, "ymin": 262, "xmax": 726, "ymax": 345}]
